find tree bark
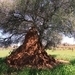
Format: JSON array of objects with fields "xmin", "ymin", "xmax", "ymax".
[{"xmin": 6, "ymin": 27, "xmax": 56, "ymax": 69}]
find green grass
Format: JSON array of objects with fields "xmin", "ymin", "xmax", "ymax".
[
  {"xmin": 0, "ymin": 49, "xmax": 75, "ymax": 75},
  {"xmin": 46, "ymin": 49, "xmax": 75, "ymax": 61},
  {"xmin": 0, "ymin": 50, "xmax": 11, "ymax": 57}
]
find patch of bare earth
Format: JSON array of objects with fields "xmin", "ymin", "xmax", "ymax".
[{"xmin": 56, "ymin": 59, "xmax": 70, "ymax": 64}]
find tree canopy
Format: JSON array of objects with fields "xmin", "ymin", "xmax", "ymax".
[{"xmin": 0, "ymin": 0, "xmax": 75, "ymax": 47}]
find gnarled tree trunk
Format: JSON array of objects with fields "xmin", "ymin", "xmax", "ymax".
[{"xmin": 6, "ymin": 27, "xmax": 56, "ymax": 69}]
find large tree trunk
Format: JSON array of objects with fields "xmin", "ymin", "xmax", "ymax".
[{"xmin": 6, "ymin": 27, "xmax": 56, "ymax": 69}]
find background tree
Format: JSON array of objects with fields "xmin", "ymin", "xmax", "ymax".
[{"xmin": 0, "ymin": 0, "xmax": 75, "ymax": 48}]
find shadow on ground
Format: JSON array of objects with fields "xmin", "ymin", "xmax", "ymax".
[
  {"xmin": 28, "ymin": 68, "xmax": 40, "ymax": 75},
  {"xmin": 70, "ymin": 59, "xmax": 75, "ymax": 65},
  {"xmin": 0, "ymin": 58, "xmax": 20, "ymax": 75},
  {"xmin": 50, "ymin": 55, "xmax": 57, "ymax": 58}
]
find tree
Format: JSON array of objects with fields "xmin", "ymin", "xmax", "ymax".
[
  {"xmin": 0, "ymin": 0, "xmax": 75, "ymax": 69},
  {"xmin": 0, "ymin": 0, "xmax": 75, "ymax": 46},
  {"xmin": 6, "ymin": 27, "xmax": 56, "ymax": 69}
]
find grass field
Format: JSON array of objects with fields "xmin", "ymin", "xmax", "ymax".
[
  {"xmin": 0, "ymin": 49, "xmax": 75, "ymax": 75},
  {"xmin": 46, "ymin": 49, "xmax": 75, "ymax": 61},
  {"xmin": 0, "ymin": 50, "xmax": 11, "ymax": 57}
]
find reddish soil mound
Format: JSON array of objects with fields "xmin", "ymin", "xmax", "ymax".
[{"xmin": 6, "ymin": 27, "xmax": 57, "ymax": 69}]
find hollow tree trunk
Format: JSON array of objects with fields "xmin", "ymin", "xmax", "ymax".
[{"xmin": 6, "ymin": 27, "xmax": 56, "ymax": 69}]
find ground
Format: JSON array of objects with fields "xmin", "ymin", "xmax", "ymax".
[{"xmin": 0, "ymin": 49, "xmax": 75, "ymax": 75}]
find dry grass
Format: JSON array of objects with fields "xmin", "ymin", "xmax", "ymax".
[{"xmin": 0, "ymin": 50, "xmax": 11, "ymax": 57}]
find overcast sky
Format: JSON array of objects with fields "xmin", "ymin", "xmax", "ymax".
[{"xmin": 61, "ymin": 35, "xmax": 75, "ymax": 44}]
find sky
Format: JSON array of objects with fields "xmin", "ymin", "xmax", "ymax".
[{"xmin": 61, "ymin": 35, "xmax": 75, "ymax": 44}]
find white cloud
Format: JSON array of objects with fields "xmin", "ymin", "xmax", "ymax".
[{"xmin": 61, "ymin": 35, "xmax": 75, "ymax": 44}]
